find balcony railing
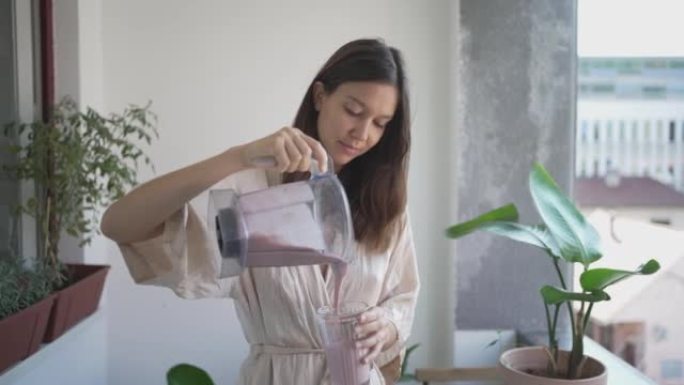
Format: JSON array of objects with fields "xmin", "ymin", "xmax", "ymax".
[{"xmin": 576, "ymin": 117, "xmax": 684, "ymax": 193}]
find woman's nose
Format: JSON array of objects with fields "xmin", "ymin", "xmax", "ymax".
[{"xmin": 350, "ymin": 119, "xmax": 372, "ymax": 141}]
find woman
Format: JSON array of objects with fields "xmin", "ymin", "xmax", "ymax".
[{"xmin": 101, "ymin": 38, "xmax": 419, "ymax": 385}]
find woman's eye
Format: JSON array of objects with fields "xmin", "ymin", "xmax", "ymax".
[{"xmin": 345, "ymin": 107, "xmax": 362, "ymax": 116}]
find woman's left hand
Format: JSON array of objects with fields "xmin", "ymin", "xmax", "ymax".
[{"xmin": 355, "ymin": 306, "xmax": 398, "ymax": 364}]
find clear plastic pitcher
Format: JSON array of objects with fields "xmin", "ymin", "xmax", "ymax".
[{"xmin": 208, "ymin": 159, "xmax": 354, "ymax": 278}]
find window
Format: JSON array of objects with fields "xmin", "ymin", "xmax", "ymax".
[
  {"xmin": 650, "ymin": 218, "xmax": 671, "ymax": 226},
  {"xmin": 661, "ymin": 359, "xmax": 683, "ymax": 380}
]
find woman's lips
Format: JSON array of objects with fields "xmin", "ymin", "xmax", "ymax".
[{"xmin": 338, "ymin": 140, "xmax": 360, "ymax": 156}]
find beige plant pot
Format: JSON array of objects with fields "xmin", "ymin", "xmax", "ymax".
[{"xmin": 499, "ymin": 346, "xmax": 607, "ymax": 385}]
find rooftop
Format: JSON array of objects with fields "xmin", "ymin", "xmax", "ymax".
[{"xmin": 574, "ymin": 176, "xmax": 684, "ymax": 208}]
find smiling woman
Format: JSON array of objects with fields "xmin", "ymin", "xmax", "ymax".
[
  {"xmin": 101, "ymin": 38, "xmax": 419, "ymax": 385},
  {"xmin": 314, "ymin": 82, "xmax": 397, "ymax": 168}
]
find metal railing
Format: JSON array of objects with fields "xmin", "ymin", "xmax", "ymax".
[{"xmin": 576, "ymin": 117, "xmax": 684, "ymax": 192}]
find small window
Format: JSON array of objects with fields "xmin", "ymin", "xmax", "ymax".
[
  {"xmin": 661, "ymin": 359, "xmax": 683, "ymax": 380},
  {"xmin": 594, "ymin": 122, "xmax": 600, "ymax": 140},
  {"xmin": 651, "ymin": 218, "xmax": 671, "ymax": 226}
]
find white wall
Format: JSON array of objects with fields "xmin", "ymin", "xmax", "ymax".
[
  {"xmin": 101, "ymin": 1, "xmax": 452, "ymax": 383},
  {"xmin": 614, "ymin": 259, "xmax": 684, "ymax": 384},
  {"xmin": 583, "ymin": 207, "xmax": 684, "ymax": 230}
]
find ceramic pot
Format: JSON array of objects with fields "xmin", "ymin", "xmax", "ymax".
[{"xmin": 499, "ymin": 346, "xmax": 607, "ymax": 385}]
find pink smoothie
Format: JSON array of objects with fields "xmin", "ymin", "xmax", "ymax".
[
  {"xmin": 324, "ymin": 339, "xmax": 370, "ymax": 385},
  {"xmin": 246, "ymin": 235, "xmax": 368, "ymax": 384},
  {"xmin": 244, "ymin": 234, "xmax": 349, "ymax": 312}
]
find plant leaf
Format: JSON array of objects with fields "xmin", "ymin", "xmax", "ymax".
[
  {"xmin": 580, "ymin": 259, "xmax": 660, "ymax": 291},
  {"xmin": 483, "ymin": 223, "xmax": 562, "ymax": 258},
  {"xmin": 167, "ymin": 364, "xmax": 214, "ymax": 385},
  {"xmin": 446, "ymin": 204, "xmax": 518, "ymax": 238},
  {"xmin": 529, "ymin": 163, "xmax": 602, "ymax": 267},
  {"xmin": 446, "ymin": 204, "xmax": 562, "ymax": 258},
  {"xmin": 540, "ymin": 285, "xmax": 610, "ymax": 305},
  {"xmin": 400, "ymin": 343, "xmax": 421, "ymax": 377}
]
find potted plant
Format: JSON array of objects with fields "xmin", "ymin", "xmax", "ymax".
[
  {"xmin": 446, "ymin": 163, "xmax": 660, "ymax": 384},
  {"xmin": 1, "ymin": 97, "xmax": 157, "ymax": 345},
  {"xmin": 0, "ymin": 256, "xmax": 55, "ymax": 372}
]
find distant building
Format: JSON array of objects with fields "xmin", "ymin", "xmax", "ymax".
[
  {"xmin": 575, "ymin": 175, "xmax": 684, "ymax": 229},
  {"xmin": 576, "ymin": 57, "xmax": 684, "ymax": 193},
  {"xmin": 578, "ymin": 211, "xmax": 684, "ymax": 385}
]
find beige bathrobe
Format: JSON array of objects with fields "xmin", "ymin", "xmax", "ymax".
[{"xmin": 118, "ymin": 168, "xmax": 419, "ymax": 385}]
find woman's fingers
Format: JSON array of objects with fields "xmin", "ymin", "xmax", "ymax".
[
  {"xmin": 361, "ymin": 340, "xmax": 384, "ymax": 364},
  {"xmin": 244, "ymin": 126, "xmax": 326, "ymax": 173},
  {"xmin": 300, "ymin": 134, "xmax": 328, "ymax": 173},
  {"xmin": 271, "ymin": 133, "xmax": 290, "ymax": 172},
  {"xmin": 290, "ymin": 130, "xmax": 313, "ymax": 172},
  {"xmin": 352, "ymin": 307, "xmax": 399, "ymax": 364},
  {"xmin": 281, "ymin": 134, "xmax": 303, "ymax": 173},
  {"xmin": 273, "ymin": 127, "xmax": 323, "ymax": 173}
]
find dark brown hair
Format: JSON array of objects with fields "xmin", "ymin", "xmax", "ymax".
[{"xmin": 284, "ymin": 38, "xmax": 411, "ymax": 253}]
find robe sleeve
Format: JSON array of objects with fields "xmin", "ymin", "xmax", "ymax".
[{"xmin": 374, "ymin": 211, "xmax": 420, "ymax": 367}]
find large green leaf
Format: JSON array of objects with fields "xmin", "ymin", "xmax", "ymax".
[
  {"xmin": 446, "ymin": 204, "xmax": 518, "ymax": 238},
  {"xmin": 529, "ymin": 163, "xmax": 602, "ymax": 267},
  {"xmin": 540, "ymin": 285, "xmax": 610, "ymax": 305},
  {"xmin": 167, "ymin": 364, "xmax": 215, "ymax": 385},
  {"xmin": 446, "ymin": 204, "xmax": 562, "ymax": 257},
  {"xmin": 484, "ymin": 223, "xmax": 562, "ymax": 258},
  {"xmin": 580, "ymin": 259, "xmax": 660, "ymax": 292}
]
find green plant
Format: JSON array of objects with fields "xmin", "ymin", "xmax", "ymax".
[
  {"xmin": 167, "ymin": 364, "xmax": 214, "ymax": 385},
  {"xmin": 2, "ymin": 97, "xmax": 157, "ymax": 286},
  {"xmin": 445, "ymin": 163, "xmax": 660, "ymax": 380},
  {"xmin": 398, "ymin": 343, "xmax": 420, "ymax": 382},
  {"xmin": 0, "ymin": 256, "xmax": 53, "ymax": 319}
]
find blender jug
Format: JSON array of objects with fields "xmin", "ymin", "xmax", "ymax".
[{"xmin": 208, "ymin": 159, "xmax": 354, "ymax": 278}]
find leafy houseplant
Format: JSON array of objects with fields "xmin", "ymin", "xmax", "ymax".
[
  {"xmin": 0, "ymin": 256, "xmax": 57, "ymax": 372},
  {"xmin": 446, "ymin": 163, "xmax": 660, "ymax": 382},
  {"xmin": 0, "ymin": 256, "xmax": 53, "ymax": 319},
  {"xmin": 2, "ymin": 97, "xmax": 157, "ymax": 285},
  {"xmin": 1, "ymin": 96, "xmax": 157, "ymax": 344}
]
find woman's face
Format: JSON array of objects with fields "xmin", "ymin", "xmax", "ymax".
[{"xmin": 314, "ymin": 81, "xmax": 398, "ymax": 171}]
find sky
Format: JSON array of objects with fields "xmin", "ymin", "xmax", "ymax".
[{"xmin": 578, "ymin": 0, "xmax": 684, "ymax": 57}]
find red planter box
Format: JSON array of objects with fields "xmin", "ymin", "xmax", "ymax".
[
  {"xmin": 43, "ymin": 264, "xmax": 110, "ymax": 343},
  {"xmin": 0, "ymin": 293, "xmax": 56, "ymax": 373}
]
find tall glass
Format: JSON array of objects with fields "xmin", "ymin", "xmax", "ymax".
[{"xmin": 317, "ymin": 302, "xmax": 371, "ymax": 385}]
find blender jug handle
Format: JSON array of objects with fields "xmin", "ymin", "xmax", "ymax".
[{"xmin": 250, "ymin": 154, "xmax": 334, "ymax": 177}]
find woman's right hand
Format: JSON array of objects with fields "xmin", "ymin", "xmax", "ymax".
[{"xmin": 239, "ymin": 127, "xmax": 328, "ymax": 173}]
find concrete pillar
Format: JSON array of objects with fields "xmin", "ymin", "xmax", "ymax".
[{"xmin": 453, "ymin": 0, "xmax": 577, "ymax": 340}]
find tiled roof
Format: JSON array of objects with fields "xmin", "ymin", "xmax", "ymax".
[{"xmin": 574, "ymin": 176, "xmax": 684, "ymax": 207}]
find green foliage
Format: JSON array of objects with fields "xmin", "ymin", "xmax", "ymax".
[
  {"xmin": 2, "ymin": 97, "xmax": 157, "ymax": 285},
  {"xmin": 398, "ymin": 343, "xmax": 421, "ymax": 382},
  {"xmin": 446, "ymin": 162, "xmax": 660, "ymax": 379},
  {"xmin": 0, "ymin": 257, "xmax": 53, "ymax": 319},
  {"xmin": 167, "ymin": 364, "xmax": 215, "ymax": 385}
]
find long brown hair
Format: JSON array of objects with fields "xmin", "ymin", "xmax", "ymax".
[{"xmin": 284, "ymin": 38, "xmax": 411, "ymax": 253}]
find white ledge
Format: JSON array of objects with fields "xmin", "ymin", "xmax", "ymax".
[{"xmin": 0, "ymin": 309, "xmax": 106, "ymax": 385}]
